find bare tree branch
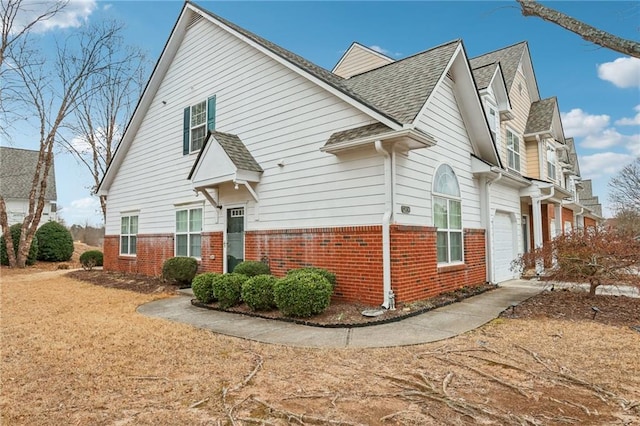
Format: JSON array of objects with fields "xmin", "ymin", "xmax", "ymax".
[
  {"xmin": 609, "ymin": 157, "xmax": 640, "ymax": 214},
  {"xmin": 517, "ymin": 1, "xmax": 640, "ymax": 58}
]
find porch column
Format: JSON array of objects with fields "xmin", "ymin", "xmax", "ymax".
[
  {"xmin": 531, "ymin": 197, "xmax": 544, "ymax": 274},
  {"xmin": 554, "ymin": 204, "xmax": 562, "ymax": 236}
]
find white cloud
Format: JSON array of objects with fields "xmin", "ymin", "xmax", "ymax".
[
  {"xmin": 615, "ymin": 104, "xmax": 640, "ymax": 126},
  {"xmin": 561, "ymin": 108, "xmax": 610, "ymax": 138},
  {"xmin": 60, "ymin": 197, "xmax": 102, "ymax": 226},
  {"xmin": 580, "ymin": 128, "xmax": 635, "ymax": 149},
  {"xmin": 597, "ymin": 57, "xmax": 640, "ymax": 88},
  {"xmin": 368, "ymin": 45, "xmax": 401, "ymax": 58},
  {"xmin": 627, "ymin": 135, "xmax": 640, "ymax": 157},
  {"xmin": 11, "ymin": 0, "xmax": 97, "ymax": 34},
  {"xmin": 579, "ymin": 152, "xmax": 634, "ymax": 177}
]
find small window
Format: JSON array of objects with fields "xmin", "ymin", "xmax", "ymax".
[
  {"xmin": 547, "ymin": 143, "xmax": 556, "ymax": 182},
  {"xmin": 176, "ymin": 207, "xmax": 202, "ymax": 258},
  {"xmin": 506, "ymin": 129, "xmax": 520, "ymax": 172},
  {"xmin": 486, "ymin": 103, "xmax": 498, "ymax": 142},
  {"xmin": 183, "ymin": 96, "xmax": 216, "ymax": 155},
  {"xmin": 433, "ymin": 164, "xmax": 463, "ymax": 264},
  {"xmin": 120, "ymin": 215, "xmax": 138, "ymax": 255}
]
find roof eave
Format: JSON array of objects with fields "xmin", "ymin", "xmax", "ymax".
[{"xmin": 321, "ymin": 128, "xmax": 436, "ymax": 154}]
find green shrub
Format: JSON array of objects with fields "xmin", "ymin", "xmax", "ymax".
[
  {"xmin": 79, "ymin": 250, "xmax": 103, "ymax": 270},
  {"xmin": 212, "ymin": 273, "xmax": 248, "ymax": 309},
  {"xmin": 191, "ymin": 272, "xmax": 219, "ymax": 303},
  {"xmin": 274, "ymin": 271, "xmax": 332, "ymax": 317},
  {"xmin": 287, "ymin": 267, "xmax": 336, "ymax": 289},
  {"xmin": 35, "ymin": 221, "xmax": 74, "ymax": 262},
  {"xmin": 241, "ymin": 274, "xmax": 278, "ymax": 311},
  {"xmin": 162, "ymin": 257, "xmax": 198, "ymax": 286},
  {"xmin": 0, "ymin": 224, "xmax": 38, "ymax": 266},
  {"xmin": 232, "ymin": 260, "xmax": 271, "ymax": 277}
]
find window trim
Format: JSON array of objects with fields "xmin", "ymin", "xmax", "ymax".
[
  {"xmin": 506, "ymin": 128, "xmax": 521, "ymax": 172},
  {"xmin": 175, "ymin": 206, "xmax": 203, "ymax": 259},
  {"xmin": 120, "ymin": 214, "xmax": 139, "ymax": 256},
  {"xmin": 546, "ymin": 142, "xmax": 557, "ymax": 182},
  {"xmin": 432, "ymin": 164, "xmax": 464, "ymax": 265},
  {"xmin": 183, "ymin": 95, "xmax": 216, "ymax": 155}
]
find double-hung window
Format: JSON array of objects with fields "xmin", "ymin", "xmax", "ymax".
[
  {"xmin": 120, "ymin": 215, "xmax": 138, "ymax": 255},
  {"xmin": 506, "ymin": 129, "xmax": 521, "ymax": 172},
  {"xmin": 183, "ymin": 95, "xmax": 216, "ymax": 154},
  {"xmin": 433, "ymin": 164, "xmax": 463, "ymax": 264},
  {"xmin": 175, "ymin": 207, "xmax": 202, "ymax": 258},
  {"xmin": 547, "ymin": 143, "xmax": 557, "ymax": 182}
]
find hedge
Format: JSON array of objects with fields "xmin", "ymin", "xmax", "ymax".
[
  {"xmin": 241, "ymin": 274, "xmax": 278, "ymax": 311},
  {"xmin": 274, "ymin": 271, "xmax": 332, "ymax": 317},
  {"xmin": 162, "ymin": 257, "xmax": 198, "ymax": 286},
  {"xmin": 35, "ymin": 221, "xmax": 74, "ymax": 262},
  {"xmin": 0, "ymin": 224, "xmax": 38, "ymax": 266}
]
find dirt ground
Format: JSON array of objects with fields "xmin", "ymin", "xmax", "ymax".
[{"xmin": 1, "ymin": 267, "xmax": 639, "ymax": 425}]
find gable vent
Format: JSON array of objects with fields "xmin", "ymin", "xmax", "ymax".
[
  {"xmin": 446, "ymin": 71, "xmax": 454, "ymax": 82},
  {"xmin": 188, "ymin": 13, "xmax": 203, "ymax": 27}
]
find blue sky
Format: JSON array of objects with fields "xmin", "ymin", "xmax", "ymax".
[{"xmin": 5, "ymin": 1, "xmax": 639, "ymax": 225}]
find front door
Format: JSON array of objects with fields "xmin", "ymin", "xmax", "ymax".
[{"xmin": 226, "ymin": 207, "xmax": 244, "ymax": 273}]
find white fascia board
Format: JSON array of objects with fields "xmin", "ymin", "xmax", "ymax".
[
  {"xmin": 192, "ymin": 4, "xmax": 401, "ymax": 131},
  {"xmin": 489, "ymin": 63, "xmax": 511, "ymax": 112},
  {"xmin": 98, "ymin": 5, "xmax": 192, "ymax": 196},
  {"xmin": 520, "ymin": 44, "xmax": 540, "ymax": 102}
]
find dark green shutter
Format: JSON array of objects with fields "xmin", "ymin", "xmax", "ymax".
[
  {"xmin": 183, "ymin": 106, "xmax": 190, "ymax": 155},
  {"xmin": 207, "ymin": 95, "xmax": 216, "ymax": 132}
]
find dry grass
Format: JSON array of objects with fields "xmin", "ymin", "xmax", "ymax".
[{"xmin": 1, "ymin": 269, "xmax": 639, "ymax": 425}]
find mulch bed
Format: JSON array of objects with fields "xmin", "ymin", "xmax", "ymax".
[{"xmin": 66, "ymin": 270, "xmax": 182, "ymax": 294}]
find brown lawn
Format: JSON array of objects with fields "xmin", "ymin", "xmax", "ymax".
[{"xmin": 1, "ymin": 268, "xmax": 639, "ymax": 425}]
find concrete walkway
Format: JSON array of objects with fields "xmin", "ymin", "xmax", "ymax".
[{"xmin": 137, "ymin": 280, "xmax": 542, "ymax": 348}]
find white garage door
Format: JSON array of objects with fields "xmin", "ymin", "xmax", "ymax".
[{"xmin": 493, "ymin": 212, "xmax": 515, "ymax": 283}]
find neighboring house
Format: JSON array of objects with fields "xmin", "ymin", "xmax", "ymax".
[
  {"xmin": 98, "ymin": 2, "xmax": 600, "ymax": 305},
  {"xmin": 0, "ymin": 146, "xmax": 57, "ymax": 227}
]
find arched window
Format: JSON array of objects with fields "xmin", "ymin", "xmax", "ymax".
[{"xmin": 433, "ymin": 164, "xmax": 463, "ymax": 263}]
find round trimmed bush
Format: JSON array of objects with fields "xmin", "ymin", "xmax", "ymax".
[
  {"xmin": 79, "ymin": 250, "xmax": 103, "ymax": 270},
  {"xmin": 35, "ymin": 221, "xmax": 74, "ymax": 262},
  {"xmin": 162, "ymin": 257, "xmax": 198, "ymax": 287},
  {"xmin": 274, "ymin": 271, "xmax": 332, "ymax": 317},
  {"xmin": 1, "ymin": 224, "xmax": 38, "ymax": 266},
  {"xmin": 191, "ymin": 272, "xmax": 219, "ymax": 303},
  {"xmin": 233, "ymin": 260, "xmax": 271, "ymax": 277},
  {"xmin": 212, "ymin": 273, "xmax": 248, "ymax": 309},
  {"xmin": 241, "ymin": 274, "xmax": 278, "ymax": 311},
  {"xmin": 287, "ymin": 267, "xmax": 336, "ymax": 289}
]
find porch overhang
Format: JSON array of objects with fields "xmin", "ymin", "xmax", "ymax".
[
  {"xmin": 471, "ymin": 156, "xmax": 530, "ymax": 188},
  {"xmin": 321, "ymin": 123, "xmax": 436, "ymax": 154}
]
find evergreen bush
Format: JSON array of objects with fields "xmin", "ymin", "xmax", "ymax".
[
  {"xmin": 287, "ymin": 267, "xmax": 336, "ymax": 289},
  {"xmin": 274, "ymin": 271, "xmax": 332, "ymax": 317},
  {"xmin": 161, "ymin": 257, "xmax": 198, "ymax": 286},
  {"xmin": 0, "ymin": 224, "xmax": 38, "ymax": 266},
  {"xmin": 241, "ymin": 274, "xmax": 278, "ymax": 311},
  {"xmin": 79, "ymin": 250, "xmax": 103, "ymax": 270},
  {"xmin": 35, "ymin": 221, "xmax": 74, "ymax": 262},
  {"xmin": 191, "ymin": 272, "xmax": 219, "ymax": 303},
  {"xmin": 212, "ymin": 273, "xmax": 248, "ymax": 309},
  {"xmin": 232, "ymin": 260, "xmax": 271, "ymax": 277}
]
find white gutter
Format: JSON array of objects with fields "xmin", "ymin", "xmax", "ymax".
[
  {"xmin": 375, "ymin": 140, "xmax": 393, "ymax": 309},
  {"xmin": 485, "ymin": 169, "xmax": 503, "ymax": 284}
]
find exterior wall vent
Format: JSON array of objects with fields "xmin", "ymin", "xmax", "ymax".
[{"xmin": 188, "ymin": 13, "xmax": 203, "ymax": 27}]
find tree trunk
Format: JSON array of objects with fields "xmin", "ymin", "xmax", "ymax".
[
  {"xmin": 517, "ymin": 1, "xmax": 640, "ymax": 58},
  {"xmin": 0, "ymin": 196, "xmax": 17, "ymax": 267},
  {"xmin": 589, "ymin": 278, "xmax": 600, "ymax": 297}
]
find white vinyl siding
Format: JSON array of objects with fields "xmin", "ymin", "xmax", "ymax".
[
  {"xmin": 104, "ymin": 18, "xmax": 383, "ymax": 236},
  {"xmin": 394, "ymin": 76, "xmax": 482, "ymax": 229},
  {"xmin": 120, "ymin": 215, "xmax": 138, "ymax": 255}
]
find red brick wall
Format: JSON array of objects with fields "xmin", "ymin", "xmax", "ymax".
[
  {"xmin": 103, "ymin": 234, "xmax": 174, "ymax": 276},
  {"xmin": 390, "ymin": 226, "xmax": 486, "ymax": 302},
  {"xmin": 584, "ymin": 217, "xmax": 597, "ymax": 228},
  {"xmin": 562, "ymin": 207, "xmax": 574, "ymax": 232},
  {"xmin": 245, "ymin": 226, "xmax": 384, "ymax": 304},
  {"xmin": 200, "ymin": 232, "xmax": 224, "ymax": 273}
]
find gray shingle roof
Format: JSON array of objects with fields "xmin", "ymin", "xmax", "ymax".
[
  {"xmin": 472, "ymin": 62, "xmax": 498, "ymax": 90},
  {"xmin": 325, "ymin": 123, "xmax": 392, "ymax": 147},
  {"xmin": 470, "ymin": 42, "xmax": 526, "ymax": 92},
  {"xmin": 0, "ymin": 147, "xmax": 57, "ymax": 200},
  {"xmin": 212, "ymin": 132, "xmax": 263, "ymax": 172},
  {"xmin": 342, "ymin": 40, "xmax": 460, "ymax": 124},
  {"xmin": 524, "ymin": 97, "xmax": 557, "ymax": 134}
]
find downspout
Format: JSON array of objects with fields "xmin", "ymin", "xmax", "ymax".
[
  {"xmin": 375, "ymin": 140, "xmax": 393, "ymax": 309},
  {"xmin": 485, "ymin": 169, "xmax": 502, "ymax": 284}
]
